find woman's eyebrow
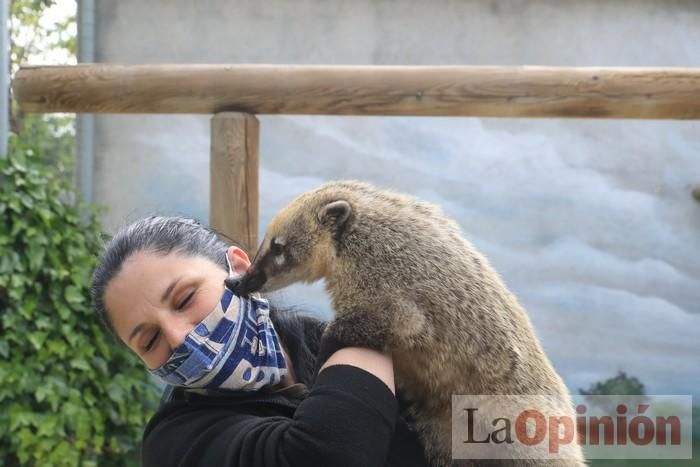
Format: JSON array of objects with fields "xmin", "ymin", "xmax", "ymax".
[{"xmin": 160, "ymin": 275, "xmax": 184, "ymax": 303}]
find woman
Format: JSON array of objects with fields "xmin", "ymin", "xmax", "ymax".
[{"xmin": 91, "ymin": 216, "xmax": 430, "ymax": 467}]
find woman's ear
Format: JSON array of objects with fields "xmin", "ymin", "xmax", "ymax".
[{"xmin": 227, "ymin": 246, "xmax": 251, "ymax": 275}]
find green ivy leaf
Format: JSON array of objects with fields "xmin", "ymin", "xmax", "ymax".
[
  {"xmin": 27, "ymin": 244, "xmax": 45, "ymax": 272},
  {"xmin": 64, "ymin": 285, "xmax": 83, "ymax": 305},
  {"xmin": 69, "ymin": 357, "xmax": 90, "ymax": 371},
  {"xmin": 34, "ymin": 386, "xmax": 50, "ymax": 403},
  {"xmin": 27, "ymin": 332, "xmax": 47, "ymax": 351},
  {"xmin": 19, "ymin": 193, "xmax": 33, "ymax": 209}
]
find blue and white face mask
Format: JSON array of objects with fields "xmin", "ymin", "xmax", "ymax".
[{"xmin": 149, "ymin": 256, "xmax": 288, "ymax": 392}]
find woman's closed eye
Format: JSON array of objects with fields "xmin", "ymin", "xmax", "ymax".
[
  {"xmin": 144, "ymin": 330, "xmax": 159, "ymax": 352},
  {"xmin": 176, "ymin": 289, "xmax": 197, "ymax": 311}
]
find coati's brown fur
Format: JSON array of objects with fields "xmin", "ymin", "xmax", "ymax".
[{"xmin": 235, "ymin": 181, "xmax": 585, "ymax": 467}]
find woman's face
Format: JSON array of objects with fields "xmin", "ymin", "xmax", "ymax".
[{"xmin": 104, "ymin": 247, "xmax": 250, "ymax": 369}]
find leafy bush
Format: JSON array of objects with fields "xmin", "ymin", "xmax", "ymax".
[
  {"xmin": 579, "ymin": 371, "xmax": 646, "ymax": 396},
  {"xmin": 0, "ymin": 136, "xmax": 159, "ymax": 466}
]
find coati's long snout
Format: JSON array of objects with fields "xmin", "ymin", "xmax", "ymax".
[
  {"xmin": 226, "ymin": 267, "xmax": 267, "ymax": 297},
  {"xmin": 227, "ymin": 236, "xmax": 285, "ymax": 296}
]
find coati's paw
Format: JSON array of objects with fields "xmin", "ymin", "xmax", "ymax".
[
  {"xmin": 311, "ymin": 325, "xmax": 348, "ymax": 380},
  {"xmin": 310, "ymin": 297, "xmax": 429, "ymax": 381},
  {"xmin": 311, "ymin": 316, "xmax": 388, "ymax": 381},
  {"xmin": 327, "ymin": 306, "xmax": 391, "ymax": 351}
]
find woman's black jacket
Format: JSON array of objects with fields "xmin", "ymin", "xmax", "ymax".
[{"xmin": 141, "ymin": 309, "xmax": 431, "ymax": 467}]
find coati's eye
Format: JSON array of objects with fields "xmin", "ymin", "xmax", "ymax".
[{"xmin": 270, "ymin": 237, "xmax": 285, "ymax": 255}]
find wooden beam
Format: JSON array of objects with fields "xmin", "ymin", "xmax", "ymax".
[
  {"xmin": 12, "ymin": 64, "xmax": 700, "ymax": 119},
  {"xmin": 210, "ymin": 112, "xmax": 259, "ymax": 255}
]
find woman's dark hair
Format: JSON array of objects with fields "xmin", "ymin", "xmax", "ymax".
[
  {"xmin": 90, "ymin": 215, "xmax": 324, "ymax": 385},
  {"xmin": 269, "ymin": 307, "xmax": 325, "ymax": 386}
]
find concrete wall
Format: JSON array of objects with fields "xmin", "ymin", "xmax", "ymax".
[{"xmin": 92, "ymin": 0, "xmax": 700, "ymax": 396}]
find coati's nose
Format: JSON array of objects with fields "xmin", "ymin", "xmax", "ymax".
[{"xmin": 224, "ymin": 277, "xmax": 244, "ymax": 295}]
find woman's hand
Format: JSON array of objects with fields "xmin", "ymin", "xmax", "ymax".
[{"xmin": 320, "ymin": 347, "xmax": 395, "ymax": 395}]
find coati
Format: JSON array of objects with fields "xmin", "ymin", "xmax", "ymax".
[{"xmin": 232, "ymin": 181, "xmax": 585, "ymax": 467}]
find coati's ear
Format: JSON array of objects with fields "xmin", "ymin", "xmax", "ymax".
[{"xmin": 317, "ymin": 200, "xmax": 351, "ymax": 229}]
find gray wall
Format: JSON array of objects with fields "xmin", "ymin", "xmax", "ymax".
[{"xmin": 92, "ymin": 0, "xmax": 700, "ymax": 396}]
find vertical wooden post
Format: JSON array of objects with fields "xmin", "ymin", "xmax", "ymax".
[{"xmin": 210, "ymin": 112, "xmax": 259, "ymax": 255}]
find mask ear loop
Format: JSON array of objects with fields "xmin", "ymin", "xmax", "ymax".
[{"xmin": 225, "ymin": 253, "xmax": 236, "ymax": 279}]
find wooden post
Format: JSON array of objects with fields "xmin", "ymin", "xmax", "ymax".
[{"xmin": 210, "ymin": 112, "xmax": 259, "ymax": 255}]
